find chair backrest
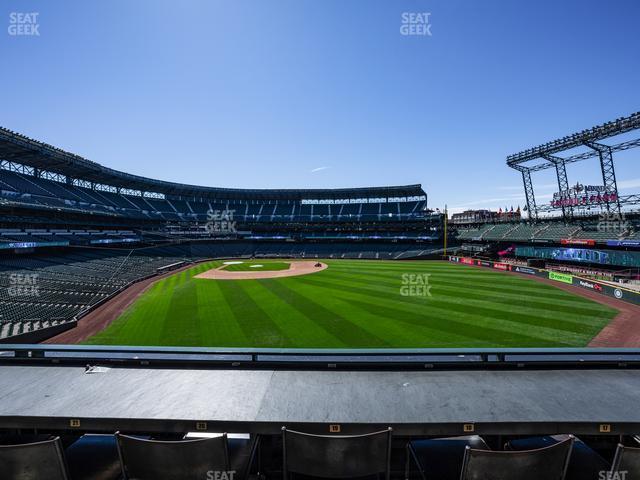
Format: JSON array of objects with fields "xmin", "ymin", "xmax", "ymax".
[
  {"xmin": 0, "ymin": 436, "xmax": 69, "ymax": 480},
  {"xmin": 611, "ymin": 444, "xmax": 640, "ymax": 478},
  {"xmin": 115, "ymin": 432, "xmax": 229, "ymax": 480},
  {"xmin": 460, "ymin": 435, "xmax": 574, "ymax": 480},
  {"xmin": 282, "ymin": 427, "xmax": 392, "ymax": 479}
]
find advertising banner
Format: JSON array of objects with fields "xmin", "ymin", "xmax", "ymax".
[
  {"xmin": 576, "ymin": 279, "xmax": 604, "ymax": 292},
  {"xmin": 606, "ymin": 240, "xmax": 640, "ymax": 248},
  {"xmin": 492, "ymin": 263, "xmax": 510, "ymax": 271},
  {"xmin": 549, "ymin": 271, "xmax": 573, "ymax": 284},
  {"xmin": 448, "ymin": 256, "xmax": 640, "ymax": 306},
  {"xmin": 561, "ymin": 239, "xmax": 595, "ymax": 246},
  {"xmin": 513, "ymin": 266, "xmax": 538, "ymax": 275},
  {"xmin": 0, "ymin": 241, "xmax": 69, "ymax": 250}
]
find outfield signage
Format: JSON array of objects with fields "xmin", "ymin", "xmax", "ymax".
[
  {"xmin": 549, "ymin": 271, "xmax": 573, "ymax": 284},
  {"xmin": 448, "ymin": 256, "xmax": 640, "ymax": 306},
  {"xmin": 492, "ymin": 262, "xmax": 510, "ymax": 271},
  {"xmin": 551, "ymin": 183, "xmax": 615, "ymax": 208},
  {"xmin": 607, "ymin": 240, "xmax": 640, "ymax": 248},
  {"xmin": 90, "ymin": 238, "xmax": 139, "ymax": 245},
  {"xmin": 0, "ymin": 240, "xmax": 69, "ymax": 250},
  {"xmin": 561, "ymin": 238, "xmax": 595, "ymax": 246},
  {"xmin": 513, "ymin": 266, "xmax": 537, "ymax": 275},
  {"xmin": 577, "ymin": 280, "xmax": 603, "ymax": 292}
]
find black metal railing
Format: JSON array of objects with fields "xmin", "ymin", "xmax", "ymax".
[{"xmin": 1, "ymin": 345, "xmax": 640, "ymax": 370}]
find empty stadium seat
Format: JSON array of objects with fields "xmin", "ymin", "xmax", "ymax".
[
  {"xmin": 281, "ymin": 427, "xmax": 392, "ymax": 479},
  {"xmin": 460, "ymin": 435, "xmax": 574, "ymax": 480},
  {"xmin": 405, "ymin": 435, "xmax": 490, "ymax": 480},
  {"xmin": 611, "ymin": 443, "xmax": 640, "ymax": 479},
  {"xmin": 506, "ymin": 434, "xmax": 609, "ymax": 480},
  {"xmin": 64, "ymin": 434, "xmax": 121, "ymax": 480},
  {"xmin": 0, "ymin": 436, "xmax": 70, "ymax": 480},
  {"xmin": 115, "ymin": 432, "xmax": 231, "ymax": 480}
]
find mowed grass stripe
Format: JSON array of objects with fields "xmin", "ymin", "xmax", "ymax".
[
  {"xmin": 293, "ymin": 279, "xmax": 498, "ymax": 347},
  {"xmin": 326, "ymin": 269, "xmax": 613, "ymax": 321},
  {"xmin": 259, "ymin": 279, "xmax": 391, "ymax": 347},
  {"xmin": 295, "ymin": 275, "xmax": 581, "ymax": 346},
  {"xmin": 268, "ymin": 277, "xmax": 484, "ymax": 347},
  {"xmin": 343, "ymin": 298, "xmax": 570, "ymax": 347},
  {"xmin": 85, "ymin": 259, "xmax": 618, "ymax": 348},
  {"xmin": 337, "ymin": 267, "xmax": 588, "ymax": 303},
  {"xmin": 249, "ymin": 281, "xmax": 346, "ymax": 347},
  {"xmin": 89, "ymin": 261, "xmax": 244, "ymax": 346},
  {"xmin": 297, "ymin": 273, "xmax": 608, "ymax": 337},
  {"xmin": 159, "ymin": 274, "xmax": 203, "ymax": 346},
  {"xmin": 215, "ymin": 280, "xmax": 292, "ymax": 347},
  {"xmin": 193, "ymin": 278, "xmax": 250, "ymax": 346},
  {"xmin": 257, "ymin": 281, "xmax": 427, "ymax": 348},
  {"xmin": 86, "ymin": 277, "xmax": 174, "ymax": 345}
]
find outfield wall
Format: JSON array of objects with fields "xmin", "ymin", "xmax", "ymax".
[{"xmin": 448, "ymin": 256, "xmax": 640, "ymax": 306}]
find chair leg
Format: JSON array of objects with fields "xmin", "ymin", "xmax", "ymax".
[
  {"xmin": 405, "ymin": 443, "xmax": 410, "ymax": 480},
  {"xmin": 243, "ymin": 434, "xmax": 261, "ymax": 480},
  {"xmin": 405, "ymin": 444, "xmax": 426, "ymax": 480}
]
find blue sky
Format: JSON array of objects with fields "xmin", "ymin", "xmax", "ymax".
[{"xmin": 1, "ymin": 0, "xmax": 639, "ymax": 213}]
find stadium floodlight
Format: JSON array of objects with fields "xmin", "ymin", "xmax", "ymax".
[{"xmin": 506, "ymin": 112, "xmax": 640, "ymax": 220}]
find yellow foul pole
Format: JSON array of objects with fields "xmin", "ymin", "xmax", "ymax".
[{"xmin": 443, "ymin": 204, "xmax": 448, "ymax": 258}]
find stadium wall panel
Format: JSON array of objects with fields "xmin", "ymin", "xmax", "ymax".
[
  {"xmin": 0, "ymin": 320, "xmax": 76, "ymax": 344},
  {"xmin": 448, "ymin": 256, "xmax": 640, "ymax": 306}
]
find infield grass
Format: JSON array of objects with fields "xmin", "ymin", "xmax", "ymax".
[
  {"xmin": 85, "ymin": 260, "xmax": 618, "ymax": 348},
  {"xmin": 222, "ymin": 261, "xmax": 290, "ymax": 272}
]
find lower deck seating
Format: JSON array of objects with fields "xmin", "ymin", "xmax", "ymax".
[
  {"xmin": 0, "ymin": 249, "xmax": 192, "ymax": 339},
  {"xmin": 0, "ymin": 241, "xmax": 441, "ymax": 341}
]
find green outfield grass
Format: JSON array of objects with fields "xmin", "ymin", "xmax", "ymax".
[
  {"xmin": 85, "ymin": 260, "xmax": 618, "ymax": 348},
  {"xmin": 222, "ymin": 261, "xmax": 290, "ymax": 272}
]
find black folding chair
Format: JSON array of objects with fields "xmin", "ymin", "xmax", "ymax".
[
  {"xmin": 505, "ymin": 434, "xmax": 609, "ymax": 480},
  {"xmin": 405, "ymin": 435, "xmax": 490, "ymax": 480},
  {"xmin": 0, "ymin": 436, "xmax": 69, "ymax": 480},
  {"xmin": 281, "ymin": 427, "xmax": 392, "ymax": 479},
  {"xmin": 115, "ymin": 431, "xmax": 230, "ymax": 480},
  {"xmin": 611, "ymin": 443, "xmax": 640, "ymax": 479},
  {"xmin": 460, "ymin": 435, "xmax": 574, "ymax": 480}
]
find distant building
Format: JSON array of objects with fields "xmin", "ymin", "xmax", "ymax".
[{"xmin": 451, "ymin": 208, "xmax": 521, "ymax": 225}]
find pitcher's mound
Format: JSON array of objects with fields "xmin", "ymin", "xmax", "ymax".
[{"xmin": 195, "ymin": 260, "xmax": 328, "ymax": 280}]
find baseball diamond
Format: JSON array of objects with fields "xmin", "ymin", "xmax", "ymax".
[{"xmin": 82, "ymin": 260, "xmax": 618, "ymax": 348}]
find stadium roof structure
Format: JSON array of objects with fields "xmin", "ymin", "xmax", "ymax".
[
  {"xmin": 0, "ymin": 127, "xmax": 425, "ymax": 201},
  {"xmin": 506, "ymin": 112, "xmax": 640, "ymax": 220}
]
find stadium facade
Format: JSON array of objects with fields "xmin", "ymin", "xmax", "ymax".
[
  {"xmin": 455, "ymin": 112, "xmax": 640, "ymax": 290},
  {"xmin": 0, "ymin": 127, "xmax": 443, "ymax": 342},
  {"xmin": 0, "ymin": 127, "xmax": 441, "ymax": 243}
]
